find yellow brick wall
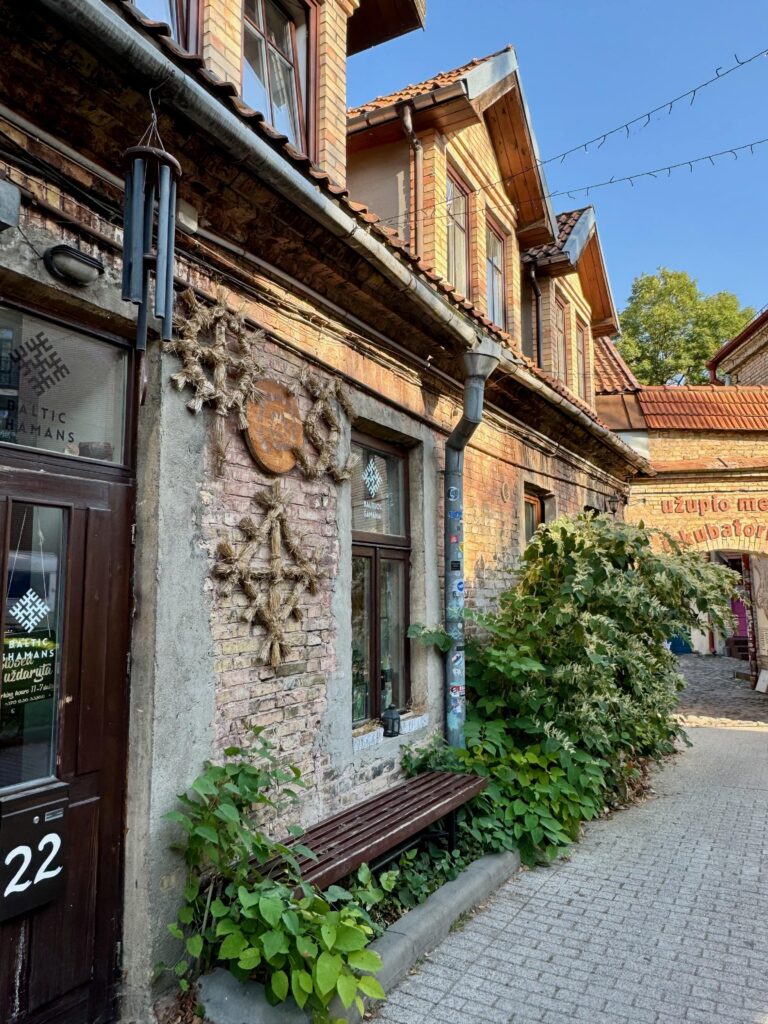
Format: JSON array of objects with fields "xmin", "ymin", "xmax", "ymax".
[
  {"xmin": 202, "ymin": 0, "xmax": 242, "ymax": 86},
  {"xmin": 717, "ymin": 320, "xmax": 768, "ymax": 385}
]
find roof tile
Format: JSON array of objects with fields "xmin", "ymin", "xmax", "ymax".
[
  {"xmin": 637, "ymin": 386, "xmax": 768, "ymax": 431},
  {"xmin": 593, "ymin": 337, "xmax": 641, "ymax": 395},
  {"xmin": 523, "ymin": 209, "xmax": 588, "ymax": 261},
  {"xmin": 347, "ymin": 47, "xmax": 513, "ymax": 117}
]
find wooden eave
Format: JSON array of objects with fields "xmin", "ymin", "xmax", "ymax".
[
  {"xmin": 577, "ymin": 232, "xmax": 618, "ymax": 335},
  {"xmin": 484, "ymin": 81, "xmax": 553, "ymax": 248},
  {"xmin": 347, "ymin": 0, "xmax": 426, "ymax": 56},
  {"xmin": 347, "ymin": 87, "xmax": 477, "ymax": 152}
]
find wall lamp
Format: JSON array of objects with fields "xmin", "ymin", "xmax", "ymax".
[
  {"xmin": 44, "ymin": 244, "xmax": 104, "ymax": 286},
  {"xmin": 607, "ymin": 492, "xmax": 626, "ymax": 516},
  {"xmin": 381, "ymin": 704, "xmax": 401, "ymax": 738}
]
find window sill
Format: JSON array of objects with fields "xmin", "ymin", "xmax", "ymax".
[{"xmin": 351, "ymin": 712, "xmax": 430, "ymax": 754}]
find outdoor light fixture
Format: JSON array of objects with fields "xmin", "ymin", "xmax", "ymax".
[
  {"xmin": 381, "ymin": 704, "xmax": 401, "ymax": 738},
  {"xmin": 607, "ymin": 493, "xmax": 622, "ymax": 516},
  {"xmin": 121, "ymin": 136, "xmax": 181, "ymax": 350},
  {"xmin": 43, "ymin": 244, "xmax": 104, "ymax": 286}
]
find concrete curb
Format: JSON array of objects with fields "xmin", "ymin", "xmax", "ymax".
[{"xmin": 198, "ymin": 850, "xmax": 521, "ymax": 1023}]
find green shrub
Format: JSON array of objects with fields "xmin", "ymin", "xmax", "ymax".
[
  {"xmin": 161, "ymin": 730, "xmax": 385, "ymax": 1023},
  {"xmin": 407, "ymin": 514, "xmax": 738, "ymax": 865}
]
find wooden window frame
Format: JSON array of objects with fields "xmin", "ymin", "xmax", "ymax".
[
  {"xmin": 524, "ymin": 493, "xmax": 544, "ymax": 544},
  {"xmin": 351, "ymin": 431, "xmax": 411, "ymax": 725},
  {"xmin": 554, "ymin": 294, "xmax": 568, "ymax": 386},
  {"xmin": 576, "ymin": 318, "xmax": 588, "ymax": 399},
  {"xmin": 485, "ymin": 218, "xmax": 506, "ymax": 330},
  {"xmin": 446, "ymin": 167, "xmax": 471, "ymax": 299},
  {"xmin": 242, "ymin": 0, "xmax": 308, "ymax": 152}
]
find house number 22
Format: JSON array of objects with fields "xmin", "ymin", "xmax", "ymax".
[{"xmin": 4, "ymin": 834, "xmax": 63, "ymax": 897}]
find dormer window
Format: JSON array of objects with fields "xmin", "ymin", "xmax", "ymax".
[{"xmin": 243, "ymin": 0, "xmax": 305, "ymax": 149}]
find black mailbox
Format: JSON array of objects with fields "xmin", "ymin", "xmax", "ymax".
[{"xmin": 0, "ymin": 781, "xmax": 69, "ymax": 922}]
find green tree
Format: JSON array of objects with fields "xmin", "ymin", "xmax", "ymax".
[{"xmin": 617, "ymin": 268, "xmax": 754, "ymax": 384}]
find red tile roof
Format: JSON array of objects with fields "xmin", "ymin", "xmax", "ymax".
[
  {"xmin": 523, "ymin": 209, "xmax": 588, "ymax": 261},
  {"xmin": 652, "ymin": 456, "xmax": 768, "ymax": 474},
  {"xmin": 347, "ymin": 47, "xmax": 512, "ymax": 117},
  {"xmin": 636, "ymin": 386, "xmax": 768, "ymax": 431},
  {"xmin": 593, "ymin": 337, "xmax": 641, "ymax": 395}
]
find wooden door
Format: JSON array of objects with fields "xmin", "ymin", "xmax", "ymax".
[{"xmin": 0, "ymin": 466, "xmax": 132, "ymax": 1023}]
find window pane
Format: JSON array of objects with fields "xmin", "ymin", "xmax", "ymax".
[
  {"xmin": 244, "ymin": 0, "xmax": 263, "ymax": 27},
  {"xmin": 446, "ymin": 179, "xmax": 468, "ymax": 295},
  {"xmin": 486, "ymin": 229, "xmax": 504, "ymax": 327},
  {"xmin": 351, "ymin": 444, "xmax": 406, "ymax": 537},
  {"xmin": 351, "ymin": 556, "xmax": 372, "ymax": 724},
  {"xmin": 380, "ymin": 558, "xmax": 406, "ymax": 711},
  {"xmin": 0, "ymin": 307, "xmax": 127, "ymax": 464},
  {"xmin": 134, "ymin": 0, "xmax": 177, "ymax": 34},
  {"xmin": 265, "ymin": 0, "xmax": 292, "ymax": 53},
  {"xmin": 243, "ymin": 28, "xmax": 269, "ymax": 114},
  {"xmin": 267, "ymin": 48, "xmax": 300, "ymax": 146},
  {"xmin": 1, "ymin": 504, "xmax": 65, "ymax": 788}
]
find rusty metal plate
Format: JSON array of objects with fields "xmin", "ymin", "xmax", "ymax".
[{"xmin": 244, "ymin": 379, "xmax": 303, "ymax": 475}]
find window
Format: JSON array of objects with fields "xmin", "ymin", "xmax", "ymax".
[
  {"xmin": 486, "ymin": 222, "xmax": 506, "ymax": 329},
  {"xmin": 554, "ymin": 296, "xmax": 568, "ymax": 384},
  {"xmin": 243, "ymin": 0, "xmax": 304, "ymax": 148},
  {"xmin": 524, "ymin": 493, "xmax": 544, "ymax": 544},
  {"xmin": 351, "ymin": 435, "xmax": 410, "ymax": 726},
  {"xmin": 132, "ymin": 1, "xmax": 197, "ymax": 48},
  {"xmin": 576, "ymin": 319, "xmax": 588, "ymax": 399},
  {"xmin": 446, "ymin": 172, "xmax": 469, "ymax": 297}
]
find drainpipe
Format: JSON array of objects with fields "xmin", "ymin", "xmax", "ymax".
[
  {"xmin": 445, "ymin": 340, "xmax": 501, "ymax": 748},
  {"xmin": 529, "ymin": 264, "xmax": 543, "ymax": 368},
  {"xmin": 399, "ymin": 103, "xmax": 423, "ymax": 258}
]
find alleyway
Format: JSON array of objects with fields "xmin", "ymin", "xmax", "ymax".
[{"xmin": 375, "ymin": 657, "xmax": 768, "ymax": 1024}]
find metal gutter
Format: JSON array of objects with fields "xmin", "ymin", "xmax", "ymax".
[
  {"xmin": 500, "ymin": 354, "xmax": 654, "ymax": 476},
  {"xmin": 38, "ymin": 0, "xmax": 481, "ymax": 351},
  {"xmin": 347, "ymin": 83, "xmax": 467, "ymax": 134}
]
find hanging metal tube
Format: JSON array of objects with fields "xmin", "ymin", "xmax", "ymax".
[
  {"xmin": 154, "ymin": 162, "xmax": 171, "ymax": 318},
  {"xmin": 163, "ymin": 176, "xmax": 177, "ymax": 340},
  {"xmin": 136, "ymin": 183, "xmax": 155, "ymax": 351},
  {"xmin": 121, "ymin": 165, "xmax": 133, "ymax": 301},
  {"xmin": 444, "ymin": 340, "xmax": 501, "ymax": 748},
  {"xmin": 128, "ymin": 157, "xmax": 146, "ymax": 304}
]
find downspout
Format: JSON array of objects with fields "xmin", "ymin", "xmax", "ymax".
[
  {"xmin": 399, "ymin": 103, "xmax": 423, "ymax": 258},
  {"xmin": 529, "ymin": 264, "xmax": 543, "ymax": 368},
  {"xmin": 445, "ymin": 340, "xmax": 501, "ymax": 748}
]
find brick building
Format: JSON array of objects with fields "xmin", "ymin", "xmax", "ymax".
[
  {"xmin": 707, "ymin": 307, "xmax": 768, "ymax": 386},
  {"xmin": 0, "ymin": 5, "xmax": 646, "ymax": 1021},
  {"xmin": 596, "ymin": 336, "xmax": 768, "ymax": 680}
]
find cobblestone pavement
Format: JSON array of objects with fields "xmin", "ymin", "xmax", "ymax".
[
  {"xmin": 374, "ymin": 664, "xmax": 768, "ymax": 1024},
  {"xmin": 676, "ymin": 655, "xmax": 768, "ymax": 729}
]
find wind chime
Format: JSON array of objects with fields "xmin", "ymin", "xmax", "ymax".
[{"xmin": 121, "ymin": 107, "xmax": 182, "ymax": 350}]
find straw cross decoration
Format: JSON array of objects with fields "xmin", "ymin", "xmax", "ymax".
[{"xmin": 214, "ymin": 482, "xmax": 322, "ymax": 668}]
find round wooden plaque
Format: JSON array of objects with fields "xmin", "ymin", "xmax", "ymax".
[{"xmin": 244, "ymin": 379, "xmax": 303, "ymax": 475}]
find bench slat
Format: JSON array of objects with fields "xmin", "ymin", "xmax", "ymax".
[{"xmin": 290, "ymin": 771, "xmax": 486, "ymax": 890}]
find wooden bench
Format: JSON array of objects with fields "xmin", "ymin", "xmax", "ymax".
[{"xmin": 283, "ymin": 770, "xmax": 487, "ymax": 891}]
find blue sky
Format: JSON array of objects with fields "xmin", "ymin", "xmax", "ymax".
[{"xmin": 348, "ymin": 0, "xmax": 768, "ymax": 316}]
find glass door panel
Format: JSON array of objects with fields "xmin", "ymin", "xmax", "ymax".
[
  {"xmin": 1, "ymin": 502, "xmax": 65, "ymax": 788},
  {"xmin": 379, "ymin": 556, "xmax": 406, "ymax": 711},
  {"xmin": 351, "ymin": 553, "xmax": 372, "ymax": 725}
]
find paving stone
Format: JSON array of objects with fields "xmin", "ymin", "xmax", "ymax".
[{"xmin": 372, "ymin": 659, "xmax": 768, "ymax": 1022}]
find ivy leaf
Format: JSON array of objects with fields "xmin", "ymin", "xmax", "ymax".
[
  {"xmin": 270, "ymin": 969, "xmax": 289, "ymax": 1002},
  {"xmin": 336, "ymin": 973, "xmax": 358, "ymax": 1009},
  {"xmin": 296, "ymin": 935, "xmax": 318, "ymax": 960},
  {"xmin": 215, "ymin": 802, "xmax": 241, "ymax": 824},
  {"xmin": 167, "ymin": 923, "xmax": 183, "ymax": 940},
  {"xmin": 324, "ymin": 885, "xmax": 352, "ymax": 902},
  {"xmin": 347, "ymin": 949, "xmax": 382, "ymax": 972},
  {"xmin": 315, "ymin": 951, "xmax": 342, "ymax": 996},
  {"xmin": 291, "ymin": 970, "xmax": 310, "ymax": 1009},
  {"xmin": 191, "ymin": 775, "xmax": 218, "ymax": 798},
  {"xmin": 320, "ymin": 924, "xmax": 337, "ymax": 951},
  {"xmin": 357, "ymin": 975, "xmax": 386, "ymax": 1000},
  {"xmin": 216, "ymin": 917, "xmax": 239, "ymax": 936},
  {"xmin": 262, "ymin": 930, "xmax": 287, "ymax": 961},
  {"xmin": 192, "ymin": 824, "xmax": 219, "ymax": 844},
  {"xmin": 185, "ymin": 935, "xmax": 203, "ymax": 959},
  {"xmin": 281, "ymin": 909, "xmax": 300, "ymax": 935},
  {"xmin": 238, "ymin": 887, "xmax": 260, "ymax": 910},
  {"xmin": 259, "ymin": 896, "xmax": 283, "ymax": 928},
  {"xmin": 219, "ymin": 931, "xmax": 247, "ymax": 960},
  {"xmin": 210, "ymin": 899, "xmax": 229, "ymax": 919},
  {"xmin": 332, "ymin": 924, "xmax": 367, "ymax": 952},
  {"xmin": 237, "ymin": 947, "xmax": 262, "ymax": 971}
]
